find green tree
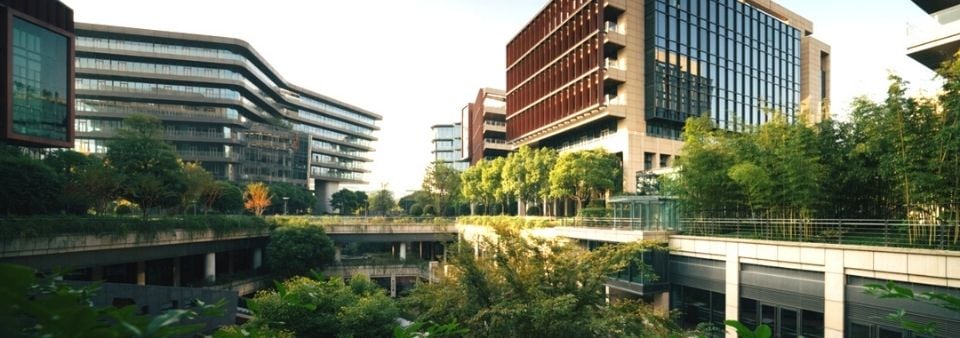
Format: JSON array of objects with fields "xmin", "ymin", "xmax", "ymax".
[
  {"xmin": 481, "ymin": 157, "xmax": 507, "ymax": 214},
  {"xmin": 330, "ymin": 188, "xmax": 362, "ymax": 215},
  {"xmin": 0, "ymin": 152, "xmax": 61, "ymax": 215},
  {"xmin": 106, "ymin": 115, "xmax": 187, "ymax": 218},
  {"xmin": 212, "ymin": 181, "xmax": 244, "ymax": 214},
  {"xmin": 248, "ymin": 274, "xmax": 398, "ymax": 337},
  {"xmin": 422, "ymin": 160, "xmax": 462, "ymax": 216},
  {"xmin": 267, "ymin": 225, "xmax": 335, "ymax": 277},
  {"xmin": 403, "ymin": 227, "xmax": 682, "ymax": 337},
  {"xmin": 461, "ymin": 161, "xmax": 484, "ymax": 215},
  {"xmin": 548, "ymin": 149, "xmax": 620, "ymax": 213},
  {"xmin": 673, "ymin": 116, "xmax": 741, "ymax": 218},
  {"xmin": 43, "ymin": 150, "xmax": 94, "ymax": 214},
  {"xmin": 181, "ymin": 162, "xmax": 214, "ymax": 215},
  {"xmin": 502, "ymin": 146, "xmax": 538, "ymax": 216},
  {"xmin": 267, "ymin": 182, "xmax": 317, "ymax": 215},
  {"xmin": 369, "ymin": 186, "xmax": 396, "ymax": 216},
  {"xmin": 532, "ymin": 147, "xmax": 558, "ymax": 216}
]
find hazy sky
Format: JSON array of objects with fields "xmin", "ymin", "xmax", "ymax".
[{"xmin": 65, "ymin": 0, "xmax": 942, "ymax": 196}]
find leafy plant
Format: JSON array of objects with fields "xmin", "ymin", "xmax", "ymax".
[
  {"xmin": 725, "ymin": 320, "xmax": 772, "ymax": 338},
  {"xmin": 864, "ymin": 281, "xmax": 960, "ymax": 335}
]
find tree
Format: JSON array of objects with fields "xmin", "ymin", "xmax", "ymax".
[
  {"xmin": 199, "ymin": 178, "xmax": 225, "ymax": 215},
  {"xmin": 422, "ymin": 160, "xmax": 462, "ymax": 216},
  {"xmin": 181, "ymin": 162, "xmax": 214, "ymax": 215},
  {"xmin": 248, "ymin": 274, "xmax": 398, "ymax": 337},
  {"xmin": 549, "ymin": 149, "xmax": 620, "ymax": 213},
  {"xmin": 330, "ymin": 188, "xmax": 362, "ymax": 215},
  {"xmin": 461, "ymin": 161, "xmax": 484, "ymax": 215},
  {"xmin": 43, "ymin": 150, "xmax": 95, "ymax": 214},
  {"xmin": 212, "ymin": 181, "xmax": 243, "ymax": 214},
  {"xmin": 403, "ymin": 227, "xmax": 683, "ymax": 337},
  {"xmin": 481, "ymin": 157, "xmax": 507, "ymax": 214},
  {"xmin": 368, "ymin": 186, "xmax": 396, "ymax": 216},
  {"xmin": 243, "ymin": 182, "xmax": 272, "ymax": 216},
  {"xmin": 0, "ymin": 152, "xmax": 61, "ymax": 215},
  {"xmin": 266, "ymin": 182, "xmax": 316, "ymax": 215},
  {"xmin": 532, "ymin": 147, "xmax": 558, "ymax": 216},
  {"xmin": 502, "ymin": 146, "xmax": 537, "ymax": 216},
  {"xmin": 266, "ymin": 225, "xmax": 335, "ymax": 276},
  {"xmin": 106, "ymin": 115, "xmax": 187, "ymax": 218}
]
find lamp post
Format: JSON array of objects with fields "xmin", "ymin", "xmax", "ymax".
[{"xmin": 283, "ymin": 196, "xmax": 290, "ymax": 215}]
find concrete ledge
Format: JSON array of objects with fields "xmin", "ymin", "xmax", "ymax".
[{"xmin": 0, "ymin": 229, "xmax": 269, "ymax": 258}]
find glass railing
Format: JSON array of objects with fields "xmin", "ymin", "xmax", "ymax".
[
  {"xmin": 605, "ymin": 21, "xmax": 623, "ymax": 34},
  {"xmin": 297, "ymin": 109, "xmax": 375, "ymax": 137},
  {"xmin": 76, "ymin": 99, "xmax": 242, "ymax": 122},
  {"xmin": 294, "ymin": 123, "xmax": 372, "ymax": 148}
]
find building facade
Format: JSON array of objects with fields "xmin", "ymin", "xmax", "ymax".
[
  {"xmin": 908, "ymin": 0, "xmax": 960, "ymax": 70},
  {"xmin": 72, "ymin": 23, "xmax": 380, "ymax": 211},
  {"xmin": 462, "ymin": 87, "xmax": 510, "ymax": 165},
  {"xmin": 505, "ymin": 0, "xmax": 830, "ymax": 192},
  {"xmin": 430, "ymin": 123, "xmax": 468, "ymax": 171},
  {"xmin": 0, "ymin": 0, "xmax": 74, "ymax": 148}
]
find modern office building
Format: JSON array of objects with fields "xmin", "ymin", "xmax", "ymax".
[
  {"xmin": 430, "ymin": 122, "xmax": 469, "ymax": 171},
  {"xmin": 72, "ymin": 23, "xmax": 380, "ymax": 212},
  {"xmin": 505, "ymin": 0, "xmax": 830, "ymax": 192},
  {"xmin": 462, "ymin": 87, "xmax": 510, "ymax": 165},
  {"xmin": 0, "ymin": 0, "xmax": 74, "ymax": 148},
  {"xmin": 908, "ymin": 0, "xmax": 960, "ymax": 70}
]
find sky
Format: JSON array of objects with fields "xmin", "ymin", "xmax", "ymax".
[{"xmin": 64, "ymin": 0, "xmax": 943, "ymax": 196}]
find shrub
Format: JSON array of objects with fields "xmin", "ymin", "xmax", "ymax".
[
  {"xmin": 409, "ymin": 204, "xmax": 423, "ymax": 216},
  {"xmin": 526, "ymin": 205, "xmax": 541, "ymax": 215},
  {"xmin": 266, "ymin": 225, "xmax": 335, "ymax": 276},
  {"xmin": 579, "ymin": 208, "xmax": 610, "ymax": 217},
  {"xmin": 422, "ymin": 205, "xmax": 436, "ymax": 216},
  {"xmin": 0, "ymin": 155, "xmax": 61, "ymax": 215}
]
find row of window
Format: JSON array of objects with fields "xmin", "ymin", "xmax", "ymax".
[
  {"xmin": 297, "ymin": 109, "xmax": 375, "ymax": 137},
  {"xmin": 310, "ymin": 166, "xmax": 364, "ymax": 181},
  {"xmin": 310, "ymin": 139, "xmax": 370, "ymax": 159},
  {"xmin": 310, "ymin": 153, "xmax": 364, "ymax": 170},
  {"xmin": 77, "ymin": 99, "xmax": 242, "ymax": 121},
  {"xmin": 292, "ymin": 123, "xmax": 371, "ymax": 148}
]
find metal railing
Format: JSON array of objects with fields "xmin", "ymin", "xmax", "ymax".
[
  {"xmin": 271, "ymin": 216, "xmax": 457, "ymax": 226},
  {"xmin": 680, "ymin": 218, "xmax": 960, "ymax": 250}
]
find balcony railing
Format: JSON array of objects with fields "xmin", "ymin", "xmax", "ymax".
[
  {"xmin": 605, "ymin": 21, "xmax": 623, "ymax": 34},
  {"xmin": 562, "ymin": 217, "xmax": 960, "ymax": 251},
  {"xmin": 605, "ymin": 58, "xmax": 622, "ymax": 70}
]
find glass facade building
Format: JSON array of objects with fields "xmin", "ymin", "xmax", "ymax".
[
  {"xmin": 506, "ymin": 0, "xmax": 830, "ymax": 193},
  {"xmin": 646, "ymin": 0, "xmax": 801, "ymax": 138},
  {"xmin": 72, "ymin": 23, "xmax": 380, "ymax": 211},
  {"xmin": 1, "ymin": 0, "xmax": 75, "ymax": 148},
  {"xmin": 431, "ymin": 123, "xmax": 469, "ymax": 171}
]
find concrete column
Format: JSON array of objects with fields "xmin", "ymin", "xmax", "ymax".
[
  {"xmin": 205, "ymin": 252, "xmax": 216, "ymax": 283},
  {"xmin": 136, "ymin": 261, "xmax": 146, "ymax": 286},
  {"xmin": 604, "ymin": 285, "xmax": 611, "ymax": 304},
  {"xmin": 334, "ymin": 246, "xmax": 342, "ymax": 263},
  {"xmin": 653, "ymin": 291, "xmax": 670, "ymax": 313},
  {"xmin": 253, "ymin": 248, "xmax": 263, "ymax": 270},
  {"xmin": 419, "ymin": 242, "xmax": 423, "ymax": 260},
  {"xmin": 823, "ymin": 249, "xmax": 846, "ymax": 338},
  {"xmin": 390, "ymin": 274, "xmax": 397, "ymax": 298},
  {"xmin": 724, "ymin": 245, "xmax": 740, "ymax": 338},
  {"xmin": 91, "ymin": 266, "xmax": 103, "ymax": 281},
  {"xmin": 399, "ymin": 242, "xmax": 407, "ymax": 261},
  {"xmin": 172, "ymin": 257, "xmax": 181, "ymax": 287}
]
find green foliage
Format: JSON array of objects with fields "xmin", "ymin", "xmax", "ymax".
[
  {"xmin": 266, "ymin": 225, "xmax": 335, "ymax": 277},
  {"xmin": 549, "ymin": 149, "xmax": 620, "ymax": 211},
  {"xmin": 403, "ymin": 228, "xmax": 680, "ymax": 337},
  {"xmin": 181, "ymin": 162, "xmax": 215, "ymax": 214},
  {"xmin": 0, "ymin": 152, "xmax": 62, "ymax": 215},
  {"xmin": 0, "ymin": 263, "xmax": 223, "ymax": 338},
  {"xmin": 422, "ymin": 204, "xmax": 436, "ymax": 216},
  {"xmin": 864, "ymin": 281, "xmax": 960, "ymax": 335},
  {"xmin": 369, "ymin": 187, "xmax": 397, "ymax": 216},
  {"xmin": 725, "ymin": 320, "xmax": 772, "ymax": 338},
  {"xmin": 393, "ymin": 321, "xmax": 469, "ymax": 338},
  {"xmin": 0, "ymin": 215, "xmax": 268, "ymax": 241},
  {"xmin": 330, "ymin": 188, "xmax": 367, "ymax": 215},
  {"xmin": 266, "ymin": 182, "xmax": 317, "ymax": 215},
  {"xmin": 106, "ymin": 115, "xmax": 187, "ymax": 218},
  {"xmin": 213, "ymin": 181, "xmax": 244, "ymax": 214},
  {"xmin": 579, "ymin": 207, "xmax": 611, "ymax": 218},
  {"xmin": 247, "ymin": 274, "xmax": 399, "ymax": 337},
  {"xmin": 409, "ymin": 203, "xmax": 424, "ymax": 216},
  {"xmin": 457, "ymin": 215, "xmax": 557, "ymax": 229},
  {"xmin": 422, "ymin": 160, "xmax": 462, "ymax": 216}
]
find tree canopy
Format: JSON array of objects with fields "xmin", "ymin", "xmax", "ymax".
[{"xmin": 105, "ymin": 115, "xmax": 187, "ymax": 218}]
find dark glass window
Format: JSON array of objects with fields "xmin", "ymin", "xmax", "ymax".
[{"xmin": 11, "ymin": 17, "xmax": 70, "ymax": 142}]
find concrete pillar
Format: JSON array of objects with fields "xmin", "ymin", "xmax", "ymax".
[
  {"xmin": 824, "ymin": 249, "xmax": 846, "ymax": 338},
  {"xmin": 334, "ymin": 246, "xmax": 342, "ymax": 263},
  {"xmin": 419, "ymin": 242, "xmax": 423, "ymax": 260},
  {"xmin": 205, "ymin": 252, "xmax": 216, "ymax": 283},
  {"xmin": 91, "ymin": 266, "xmax": 103, "ymax": 281},
  {"xmin": 390, "ymin": 274, "xmax": 397, "ymax": 298},
  {"xmin": 173, "ymin": 257, "xmax": 181, "ymax": 287},
  {"xmin": 724, "ymin": 246, "xmax": 740, "ymax": 338},
  {"xmin": 605, "ymin": 285, "xmax": 611, "ymax": 304},
  {"xmin": 653, "ymin": 291, "xmax": 670, "ymax": 313},
  {"xmin": 136, "ymin": 261, "xmax": 146, "ymax": 286},
  {"xmin": 400, "ymin": 242, "xmax": 407, "ymax": 261},
  {"xmin": 253, "ymin": 248, "xmax": 263, "ymax": 270}
]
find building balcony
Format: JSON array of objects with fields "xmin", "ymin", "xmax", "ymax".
[
  {"xmin": 483, "ymin": 138, "xmax": 512, "ymax": 151},
  {"xmin": 179, "ymin": 150, "xmax": 241, "ymax": 163},
  {"xmin": 604, "ymin": 22, "xmax": 626, "ymax": 47},
  {"xmin": 605, "ymin": 0, "xmax": 626, "ymax": 12},
  {"xmin": 483, "ymin": 120, "xmax": 507, "ymax": 133},
  {"xmin": 604, "ymin": 58, "xmax": 627, "ymax": 84}
]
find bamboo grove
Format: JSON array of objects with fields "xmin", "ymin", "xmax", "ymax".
[{"xmin": 669, "ymin": 56, "xmax": 960, "ymax": 246}]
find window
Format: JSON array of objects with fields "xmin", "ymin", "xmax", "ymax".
[{"xmin": 644, "ymin": 152, "xmax": 655, "ymax": 171}]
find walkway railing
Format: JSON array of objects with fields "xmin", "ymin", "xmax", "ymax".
[
  {"xmin": 272, "ymin": 216, "xmax": 456, "ymax": 226},
  {"xmin": 680, "ymin": 218, "xmax": 960, "ymax": 251}
]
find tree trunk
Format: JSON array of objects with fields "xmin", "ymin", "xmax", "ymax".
[{"xmin": 518, "ymin": 199, "xmax": 525, "ymax": 216}]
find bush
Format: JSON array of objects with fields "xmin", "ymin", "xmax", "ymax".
[
  {"xmin": 587, "ymin": 200, "xmax": 605, "ymax": 208},
  {"xmin": 422, "ymin": 205, "xmax": 436, "ymax": 216},
  {"xmin": 526, "ymin": 205, "xmax": 541, "ymax": 215},
  {"xmin": 579, "ymin": 208, "xmax": 610, "ymax": 217},
  {"xmin": 267, "ymin": 225, "xmax": 335, "ymax": 276},
  {"xmin": 409, "ymin": 204, "xmax": 423, "ymax": 216},
  {"xmin": 0, "ymin": 155, "xmax": 61, "ymax": 215}
]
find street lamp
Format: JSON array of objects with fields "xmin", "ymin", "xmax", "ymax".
[{"xmin": 283, "ymin": 196, "xmax": 290, "ymax": 215}]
